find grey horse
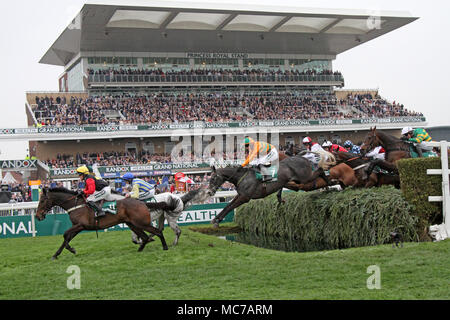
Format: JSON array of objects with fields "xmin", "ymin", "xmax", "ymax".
[{"xmin": 207, "ymin": 152, "xmax": 335, "ymax": 228}]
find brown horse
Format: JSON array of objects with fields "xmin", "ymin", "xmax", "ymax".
[
  {"xmin": 36, "ymin": 187, "xmax": 171, "ymax": 259},
  {"xmin": 334, "ymin": 151, "xmax": 400, "ymax": 188},
  {"xmin": 360, "ymin": 127, "xmax": 411, "ymax": 175},
  {"xmin": 292, "ymin": 162, "xmax": 359, "ymax": 191}
]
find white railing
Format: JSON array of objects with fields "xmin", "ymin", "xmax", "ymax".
[{"xmin": 427, "ymin": 141, "xmax": 450, "ymax": 241}]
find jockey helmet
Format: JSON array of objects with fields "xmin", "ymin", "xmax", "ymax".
[
  {"xmin": 343, "ymin": 140, "xmax": 353, "ymax": 148},
  {"xmin": 244, "ymin": 136, "xmax": 254, "ymax": 145},
  {"xmin": 122, "ymin": 172, "xmax": 134, "ymax": 181},
  {"xmin": 401, "ymin": 127, "xmax": 413, "ymax": 136},
  {"xmin": 322, "ymin": 140, "xmax": 332, "ymax": 147},
  {"xmin": 76, "ymin": 165, "xmax": 89, "ymax": 175},
  {"xmin": 302, "ymin": 137, "xmax": 312, "ymax": 144}
]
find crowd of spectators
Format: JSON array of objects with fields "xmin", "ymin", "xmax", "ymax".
[
  {"xmin": 32, "ymin": 90, "xmax": 423, "ymax": 127},
  {"xmin": 43, "ymin": 149, "xmax": 248, "ymax": 169},
  {"xmin": 87, "ymin": 67, "xmax": 343, "ymax": 79},
  {"xmin": 343, "ymin": 93, "xmax": 420, "ymax": 118},
  {"xmin": 0, "ymin": 183, "xmax": 33, "ymax": 203}
]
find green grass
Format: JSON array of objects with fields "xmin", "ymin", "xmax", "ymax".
[{"xmin": 0, "ymin": 225, "xmax": 449, "ymax": 300}]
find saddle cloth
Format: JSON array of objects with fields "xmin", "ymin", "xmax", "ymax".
[
  {"xmin": 408, "ymin": 146, "xmax": 437, "ymax": 158},
  {"xmin": 254, "ymin": 166, "xmax": 278, "ymax": 182},
  {"xmin": 102, "ymin": 198, "xmax": 157, "ymax": 214}
]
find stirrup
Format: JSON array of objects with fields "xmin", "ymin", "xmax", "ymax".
[{"xmin": 95, "ymin": 210, "xmax": 106, "ymax": 218}]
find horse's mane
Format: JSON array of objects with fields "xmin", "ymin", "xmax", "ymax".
[
  {"xmin": 215, "ymin": 164, "xmax": 243, "ymax": 171},
  {"xmin": 49, "ymin": 187, "xmax": 78, "ymax": 195},
  {"xmin": 374, "ymin": 129, "xmax": 410, "ymax": 152}
]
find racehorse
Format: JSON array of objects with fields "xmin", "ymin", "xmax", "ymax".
[
  {"xmin": 334, "ymin": 151, "xmax": 400, "ymax": 188},
  {"xmin": 360, "ymin": 127, "xmax": 413, "ymax": 176},
  {"xmin": 36, "ymin": 187, "xmax": 171, "ymax": 259},
  {"xmin": 292, "ymin": 162, "xmax": 359, "ymax": 191},
  {"xmin": 133, "ymin": 189, "xmax": 207, "ymax": 246},
  {"xmin": 207, "ymin": 152, "xmax": 336, "ymax": 228}
]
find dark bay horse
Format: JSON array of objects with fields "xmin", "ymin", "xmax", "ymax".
[
  {"xmin": 359, "ymin": 127, "xmax": 413, "ymax": 176},
  {"xmin": 207, "ymin": 153, "xmax": 335, "ymax": 228},
  {"xmin": 36, "ymin": 187, "xmax": 171, "ymax": 259}
]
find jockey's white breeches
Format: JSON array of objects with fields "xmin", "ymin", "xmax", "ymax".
[
  {"xmin": 86, "ymin": 186, "xmax": 113, "ymax": 202},
  {"xmin": 249, "ymin": 148, "xmax": 279, "ymax": 166}
]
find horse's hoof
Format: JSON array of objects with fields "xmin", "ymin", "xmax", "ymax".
[
  {"xmin": 163, "ymin": 246, "xmax": 169, "ymax": 251},
  {"xmin": 51, "ymin": 256, "xmax": 57, "ymax": 260}
]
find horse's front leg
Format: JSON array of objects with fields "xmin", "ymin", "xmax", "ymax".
[
  {"xmin": 277, "ymin": 189, "xmax": 285, "ymax": 207},
  {"xmin": 211, "ymin": 195, "xmax": 249, "ymax": 228},
  {"xmin": 52, "ymin": 224, "xmax": 84, "ymax": 260}
]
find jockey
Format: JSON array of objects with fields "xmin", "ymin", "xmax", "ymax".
[
  {"xmin": 365, "ymin": 145, "xmax": 386, "ymax": 160},
  {"xmin": 122, "ymin": 172, "xmax": 156, "ymax": 201},
  {"xmin": 401, "ymin": 127, "xmax": 433, "ymax": 157},
  {"xmin": 76, "ymin": 165, "xmax": 111, "ymax": 218},
  {"xmin": 343, "ymin": 140, "xmax": 361, "ymax": 154},
  {"xmin": 322, "ymin": 140, "xmax": 348, "ymax": 153},
  {"xmin": 242, "ymin": 136, "xmax": 279, "ymax": 182},
  {"xmin": 302, "ymin": 137, "xmax": 326, "ymax": 167},
  {"xmin": 302, "ymin": 137, "xmax": 324, "ymax": 153}
]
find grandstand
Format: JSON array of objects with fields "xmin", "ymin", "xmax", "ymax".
[{"xmin": 2, "ymin": 2, "xmax": 425, "ymax": 190}]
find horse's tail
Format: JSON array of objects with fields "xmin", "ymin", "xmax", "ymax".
[
  {"xmin": 180, "ymin": 189, "xmax": 208, "ymax": 208},
  {"xmin": 316, "ymin": 150, "xmax": 336, "ymax": 170}
]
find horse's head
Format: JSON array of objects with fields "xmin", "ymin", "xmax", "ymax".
[
  {"xmin": 207, "ymin": 165, "xmax": 226, "ymax": 196},
  {"xmin": 36, "ymin": 187, "xmax": 80, "ymax": 221},
  {"xmin": 360, "ymin": 127, "xmax": 380, "ymax": 155},
  {"xmin": 36, "ymin": 188, "xmax": 53, "ymax": 221}
]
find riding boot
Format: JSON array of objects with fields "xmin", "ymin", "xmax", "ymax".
[
  {"xmin": 415, "ymin": 145, "xmax": 423, "ymax": 158},
  {"xmin": 259, "ymin": 164, "xmax": 272, "ymax": 182},
  {"xmin": 88, "ymin": 201, "xmax": 105, "ymax": 218}
]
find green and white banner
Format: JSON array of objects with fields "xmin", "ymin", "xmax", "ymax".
[{"xmin": 0, "ymin": 117, "xmax": 426, "ymax": 136}]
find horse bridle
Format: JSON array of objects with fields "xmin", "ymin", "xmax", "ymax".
[
  {"xmin": 41, "ymin": 192, "xmax": 83, "ymax": 215},
  {"xmin": 210, "ymin": 167, "xmax": 247, "ymax": 192}
]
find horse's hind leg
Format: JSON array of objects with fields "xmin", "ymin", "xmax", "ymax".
[
  {"xmin": 126, "ymin": 223, "xmax": 149, "ymax": 249},
  {"xmin": 166, "ymin": 216, "xmax": 181, "ymax": 246},
  {"xmin": 140, "ymin": 224, "xmax": 168, "ymax": 251}
]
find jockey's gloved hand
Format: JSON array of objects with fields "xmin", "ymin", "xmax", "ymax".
[{"xmin": 76, "ymin": 190, "xmax": 84, "ymax": 197}]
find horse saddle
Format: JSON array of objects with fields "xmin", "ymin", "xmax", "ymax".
[
  {"xmin": 408, "ymin": 146, "xmax": 437, "ymax": 158},
  {"xmin": 254, "ymin": 165, "xmax": 278, "ymax": 182}
]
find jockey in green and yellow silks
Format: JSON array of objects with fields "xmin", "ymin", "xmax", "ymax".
[{"xmin": 401, "ymin": 127, "xmax": 433, "ymax": 157}]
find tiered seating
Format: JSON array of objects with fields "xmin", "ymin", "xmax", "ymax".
[{"xmin": 31, "ymin": 91, "xmax": 423, "ymax": 126}]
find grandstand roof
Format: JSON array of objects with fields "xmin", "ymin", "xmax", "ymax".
[{"xmin": 40, "ymin": 1, "xmax": 418, "ymax": 66}]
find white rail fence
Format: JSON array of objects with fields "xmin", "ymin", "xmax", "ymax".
[{"xmin": 427, "ymin": 141, "xmax": 450, "ymax": 241}]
